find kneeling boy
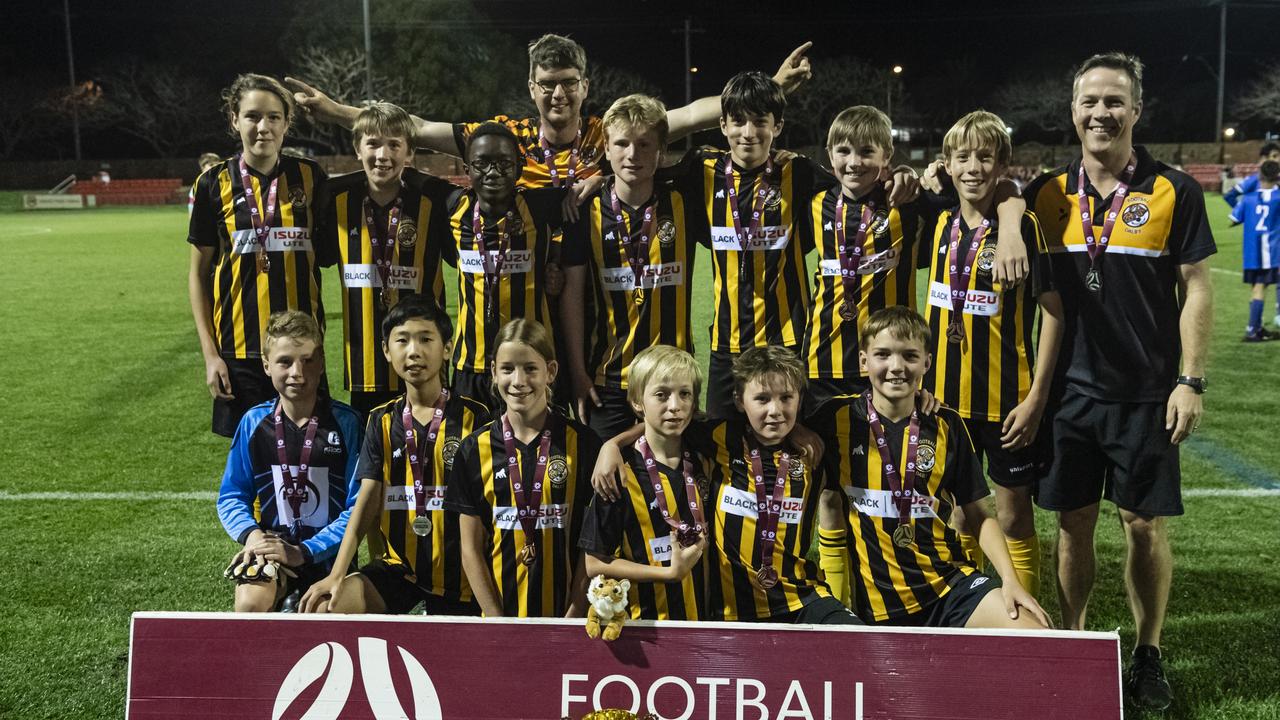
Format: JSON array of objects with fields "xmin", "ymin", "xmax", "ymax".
[{"xmin": 217, "ymin": 311, "xmax": 362, "ymax": 611}]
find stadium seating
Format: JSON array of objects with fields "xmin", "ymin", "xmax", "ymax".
[
  {"xmin": 69, "ymin": 178, "xmax": 184, "ymax": 206},
  {"xmin": 1183, "ymin": 164, "xmax": 1224, "ymax": 192}
]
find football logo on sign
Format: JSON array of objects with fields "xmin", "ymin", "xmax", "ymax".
[{"xmin": 273, "ymin": 637, "xmax": 443, "ymax": 720}]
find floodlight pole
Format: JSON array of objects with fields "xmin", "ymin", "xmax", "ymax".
[
  {"xmin": 673, "ymin": 17, "xmax": 703, "ymax": 150},
  {"xmin": 1216, "ymin": 0, "xmax": 1226, "ymax": 144},
  {"xmin": 63, "ymin": 0, "xmax": 81, "ymax": 161},
  {"xmin": 363, "ymin": 0, "xmax": 374, "ymax": 103}
]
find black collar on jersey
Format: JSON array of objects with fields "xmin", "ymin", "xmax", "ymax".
[{"xmin": 1068, "ymin": 144, "xmax": 1157, "ymax": 198}]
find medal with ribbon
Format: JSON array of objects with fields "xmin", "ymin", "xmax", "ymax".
[
  {"xmin": 471, "ymin": 200, "xmax": 514, "ymax": 322},
  {"xmin": 402, "ymin": 389, "xmax": 449, "ymax": 537},
  {"xmin": 238, "ymin": 155, "xmax": 279, "ymax": 274},
  {"xmin": 835, "ymin": 193, "xmax": 876, "ymax": 322},
  {"xmin": 745, "ymin": 438, "xmax": 791, "ymax": 590},
  {"xmin": 540, "ymin": 126, "xmax": 582, "ymax": 188},
  {"xmin": 272, "ymin": 401, "xmax": 319, "ymax": 542},
  {"xmin": 364, "ymin": 195, "xmax": 403, "ymax": 309},
  {"xmin": 864, "ymin": 392, "xmax": 920, "ymax": 548},
  {"xmin": 945, "ymin": 214, "xmax": 991, "ymax": 344},
  {"xmin": 723, "ymin": 155, "xmax": 775, "ymax": 277},
  {"xmin": 635, "ymin": 436, "xmax": 705, "ymax": 549},
  {"xmin": 609, "ymin": 183, "xmax": 657, "ymax": 306},
  {"xmin": 502, "ymin": 414, "xmax": 556, "ymax": 566},
  {"xmin": 1076, "ymin": 153, "xmax": 1137, "ymax": 293}
]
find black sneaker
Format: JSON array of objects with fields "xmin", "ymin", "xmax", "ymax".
[
  {"xmin": 1125, "ymin": 645, "xmax": 1172, "ymax": 711},
  {"xmin": 278, "ymin": 589, "xmax": 302, "ymax": 614},
  {"xmin": 1243, "ymin": 329, "xmax": 1276, "ymax": 342}
]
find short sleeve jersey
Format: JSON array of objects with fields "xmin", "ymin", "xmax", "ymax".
[
  {"xmin": 188, "ymin": 154, "xmax": 328, "ymax": 359},
  {"xmin": 442, "ymin": 187, "xmax": 566, "ymax": 373},
  {"xmin": 216, "ymin": 399, "xmax": 362, "ymax": 569},
  {"xmin": 577, "ymin": 443, "xmax": 710, "ymax": 621},
  {"xmin": 453, "ymin": 115, "xmax": 607, "ymax": 189},
  {"xmin": 1023, "ymin": 146, "xmax": 1217, "ymax": 401},
  {"xmin": 354, "ymin": 393, "xmax": 490, "ymax": 602},
  {"xmin": 813, "ymin": 396, "xmax": 987, "ymax": 623},
  {"xmin": 444, "ymin": 411, "xmax": 600, "ymax": 617},
  {"xmin": 923, "ymin": 209, "xmax": 1053, "ymax": 421},
  {"xmin": 1229, "ymin": 187, "xmax": 1280, "ymax": 270},
  {"xmin": 561, "ymin": 178, "xmax": 707, "ymax": 389},
  {"xmin": 318, "ymin": 168, "xmax": 452, "ymax": 392}
]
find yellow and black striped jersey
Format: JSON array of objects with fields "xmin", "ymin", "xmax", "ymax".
[
  {"xmin": 684, "ymin": 418, "xmax": 831, "ymax": 621},
  {"xmin": 671, "ymin": 148, "xmax": 822, "ymax": 353},
  {"xmin": 443, "ymin": 188, "xmax": 565, "ymax": 373},
  {"xmin": 453, "ymin": 115, "xmax": 606, "ymax": 189},
  {"xmin": 354, "ymin": 393, "xmax": 490, "ymax": 602},
  {"xmin": 813, "ymin": 396, "xmax": 988, "ymax": 622},
  {"xmin": 804, "ymin": 186, "xmax": 926, "ymax": 380},
  {"xmin": 577, "ymin": 445, "xmax": 710, "ymax": 621},
  {"xmin": 444, "ymin": 410, "xmax": 600, "ymax": 617},
  {"xmin": 318, "ymin": 169, "xmax": 451, "ymax": 393},
  {"xmin": 923, "ymin": 209, "xmax": 1051, "ymax": 422},
  {"xmin": 188, "ymin": 154, "xmax": 327, "ymax": 359},
  {"xmin": 1024, "ymin": 145, "xmax": 1216, "ymax": 401},
  {"xmin": 561, "ymin": 179, "xmax": 707, "ymax": 389}
]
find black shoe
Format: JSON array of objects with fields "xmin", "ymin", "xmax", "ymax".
[
  {"xmin": 278, "ymin": 589, "xmax": 302, "ymax": 613},
  {"xmin": 1125, "ymin": 645, "xmax": 1172, "ymax": 711},
  {"xmin": 1243, "ymin": 329, "xmax": 1276, "ymax": 342}
]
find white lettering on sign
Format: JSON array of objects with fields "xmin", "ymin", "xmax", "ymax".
[
  {"xmin": 598, "ymin": 262, "xmax": 686, "ymax": 291},
  {"xmin": 719, "ymin": 487, "xmax": 804, "ymax": 525},
  {"xmin": 341, "ymin": 263, "xmax": 421, "ymax": 290},
  {"xmin": 926, "ymin": 281, "xmax": 1000, "ymax": 317},
  {"xmin": 493, "ymin": 504, "xmax": 568, "ymax": 530},
  {"xmin": 561, "ymin": 673, "xmax": 863, "ymax": 720},
  {"xmin": 709, "ymin": 225, "xmax": 791, "ymax": 251},
  {"xmin": 383, "ymin": 485, "xmax": 445, "ymax": 512},
  {"xmin": 842, "ymin": 486, "xmax": 939, "ymax": 520},
  {"xmin": 457, "ymin": 249, "xmax": 534, "ymax": 275},
  {"xmin": 231, "ymin": 227, "xmax": 313, "ymax": 254}
]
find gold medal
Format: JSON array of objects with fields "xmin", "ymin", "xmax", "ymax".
[
  {"xmin": 755, "ymin": 565, "xmax": 779, "ymax": 589},
  {"xmin": 257, "ymin": 253, "xmax": 271, "ymax": 274},
  {"xmin": 412, "ymin": 515, "xmax": 432, "ymax": 536},
  {"xmin": 518, "ymin": 543, "xmax": 538, "ymax": 566},
  {"xmin": 892, "ymin": 523, "xmax": 914, "ymax": 548},
  {"xmin": 946, "ymin": 321, "xmax": 964, "ymax": 344},
  {"xmin": 839, "ymin": 301, "xmax": 857, "ymax": 321}
]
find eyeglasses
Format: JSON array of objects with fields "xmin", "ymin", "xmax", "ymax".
[
  {"xmin": 533, "ymin": 77, "xmax": 582, "ymax": 95},
  {"xmin": 468, "ymin": 158, "xmax": 519, "ymax": 176}
]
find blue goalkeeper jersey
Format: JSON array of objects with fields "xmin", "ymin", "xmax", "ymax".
[
  {"xmin": 217, "ymin": 398, "xmax": 362, "ymax": 567},
  {"xmin": 1230, "ymin": 187, "xmax": 1280, "ymax": 270}
]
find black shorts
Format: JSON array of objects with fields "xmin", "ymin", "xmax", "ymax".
[
  {"xmin": 585, "ymin": 385, "xmax": 640, "ymax": 441},
  {"xmin": 755, "ymin": 595, "xmax": 864, "ymax": 625},
  {"xmin": 803, "ymin": 376, "xmax": 868, "ymax": 421},
  {"xmin": 1037, "ymin": 388, "xmax": 1183, "ymax": 516},
  {"xmin": 349, "ymin": 390, "xmax": 400, "ymax": 425},
  {"xmin": 451, "ymin": 368, "xmax": 496, "ymax": 411},
  {"xmin": 874, "ymin": 572, "xmax": 1000, "ymax": 628},
  {"xmin": 963, "ymin": 417, "xmax": 1048, "ymax": 488},
  {"xmin": 1243, "ymin": 268, "xmax": 1280, "ymax": 285},
  {"xmin": 359, "ymin": 562, "xmax": 480, "ymax": 616},
  {"xmin": 212, "ymin": 358, "xmax": 276, "ymax": 438}
]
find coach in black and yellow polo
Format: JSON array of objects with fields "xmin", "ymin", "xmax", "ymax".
[{"xmin": 1023, "ymin": 53, "xmax": 1215, "ymax": 712}]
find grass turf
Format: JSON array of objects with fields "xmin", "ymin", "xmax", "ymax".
[{"xmin": 0, "ymin": 199, "xmax": 1277, "ymax": 719}]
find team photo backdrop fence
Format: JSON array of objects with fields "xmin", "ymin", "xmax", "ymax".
[{"xmin": 127, "ymin": 612, "xmax": 1122, "ymax": 719}]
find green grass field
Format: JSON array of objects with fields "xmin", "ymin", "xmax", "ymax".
[{"xmin": 1, "ymin": 199, "xmax": 1278, "ymax": 719}]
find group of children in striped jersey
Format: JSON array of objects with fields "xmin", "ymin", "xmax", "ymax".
[{"xmin": 199, "ymin": 34, "xmax": 1059, "ymax": 630}]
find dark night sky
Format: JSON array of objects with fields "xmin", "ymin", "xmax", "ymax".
[{"xmin": 3, "ymin": 0, "xmax": 1279, "ymax": 155}]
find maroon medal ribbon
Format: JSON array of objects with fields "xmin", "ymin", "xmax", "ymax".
[
  {"xmin": 723, "ymin": 155, "xmax": 775, "ymax": 276},
  {"xmin": 539, "ymin": 126, "xmax": 582, "ymax": 188},
  {"xmin": 364, "ymin": 196, "xmax": 403, "ymax": 308},
  {"xmin": 635, "ymin": 436, "xmax": 705, "ymax": 548},
  {"xmin": 745, "ymin": 438, "xmax": 791, "ymax": 589},
  {"xmin": 502, "ymin": 414, "xmax": 556, "ymax": 565},
  {"xmin": 864, "ymin": 392, "xmax": 920, "ymax": 548},
  {"xmin": 471, "ymin": 200, "xmax": 514, "ymax": 320},
  {"xmin": 238, "ymin": 155, "xmax": 279, "ymax": 274},
  {"xmin": 945, "ymin": 214, "xmax": 991, "ymax": 344},
  {"xmin": 402, "ymin": 389, "xmax": 450, "ymax": 520},
  {"xmin": 609, "ymin": 185, "xmax": 657, "ymax": 304},
  {"xmin": 272, "ymin": 401, "xmax": 319, "ymax": 540},
  {"xmin": 835, "ymin": 193, "xmax": 875, "ymax": 322},
  {"xmin": 1076, "ymin": 154, "xmax": 1136, "ymax": 292}
]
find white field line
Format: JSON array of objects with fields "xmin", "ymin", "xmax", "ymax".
[{"xmin": 1210, "ymin": 267, "xmax": 1237, "ymax": 276}]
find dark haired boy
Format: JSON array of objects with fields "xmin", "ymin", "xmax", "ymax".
[
  {"xmin": 1224, "ymin": 141, "xmax": 1280, "ymax": 209},
  {"xmin": 1229, "ymin": 159, "xmax": 1280, "ymax": 341},
  {"xmin": 300, "ymin": 295, "xmax": 490, "ymax": 615}
]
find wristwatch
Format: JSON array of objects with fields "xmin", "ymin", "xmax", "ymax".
[{"xmin": 1176, "ymin": 376, "xmax": 1208, "ymax": 394}]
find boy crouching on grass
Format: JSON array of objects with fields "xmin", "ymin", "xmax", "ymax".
[
  {"xmin": 300, "ymin": 296, "xmax": 490, "ymax": 615},
  {"xmin": 217, "ymin": 311, "xmax": 362, "ymax": 612},
  {"xmin": 814, "ymin": 306, "xmax": 1049, "ymax": 628}
]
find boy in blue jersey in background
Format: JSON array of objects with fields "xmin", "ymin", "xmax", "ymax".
[
  {"xmin": 1229, "ymin": 160, "xmax": 1280, "ymax": 341},
  {"xmin": 218, "ymin": 311, "xmax": 362, "ymax": 611},
  {"xmin": 1224, "ymin": 142, "xmax": 1280, "ymax": 209}
]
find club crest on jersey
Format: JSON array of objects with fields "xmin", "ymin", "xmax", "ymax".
[
  {"xmin": 657, "ymin": 217, "xmax": 677, "ymax": 246},
  {"xmin": 788, "ymin": 458, "xmax": 806, "ymax": 479},
  {"xmin": 397, "ymin": 217, "xmax": 418, "ymax": 249},
  {"xmin": 548, "ymin": 455, "xmax": 569, "ymax": 488},
  {"xmin": 916, "ymin": 441, "xmax": 936, "ymax": 473},
  {"xmin": 581, "ymin": 144, "xmax": 598, "ymax": 161},
  {"xmin": 323, "ymin": 431, "xmax": 343, "ymax": 454},
  {"xmin": 869, "ymin": 209, "xmax": 891, "ymax": 237},
  {"xmin": 763, "ymin": 186, "xmax": 783, "ymax": 211},
  {"xmin": 976, "ymin": 244, "xmax": 997, "ymax": 276},
  {"xmin": 443, "ymin": 437, "xmax": 461, "ymax": 470},
  {"xmin": 289, "ymin": 186, "xmax": 308, "ymax": 209},
  {"xmin": 1122, "ymin": 200, "xmax": 1150, "ymax": 228},
  {"xmin": 695, "ymin": 470, "xmax": 711, "ymax": 498}
]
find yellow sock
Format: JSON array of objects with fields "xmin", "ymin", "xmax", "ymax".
[
  {"xmin": 1005, "ymin": 533, "xmax": 1041, "ymax": 597},
  {"xmin": 959, "ymin": 533, "xmax": 985, "ymax": 570},
  {"xmin": 817, "ymin": 527, "xmax": 850, "ymax": 607}
]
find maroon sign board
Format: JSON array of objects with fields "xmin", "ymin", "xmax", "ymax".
[{"xmin": 127, "ymin": 612, "xmax": 1122, "ymax": 719}]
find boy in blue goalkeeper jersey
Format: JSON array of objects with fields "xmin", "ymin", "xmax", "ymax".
[
  {"xmin": 1229, "ymin": 160, "xmax": 1280, "ymax": 341},
  {"xmin": 1223, "ymin": 142, "xmax": 1280, "ymax": 209},
  {"xmin": 217, "ymin": 311, "xmax": 362, "ymax": 612}
]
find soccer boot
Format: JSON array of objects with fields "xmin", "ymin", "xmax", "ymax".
[{"xmin": 1125, "ymin": 645, "xmax": 1172, "ymax": 711}]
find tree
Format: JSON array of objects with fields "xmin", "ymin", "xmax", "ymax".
[
  {"xmin": 783, "ymin": 56, "xmax": 893, "ymax": 148},
  {"xmin": 0, "ymin": 76, "xmax": 58, "ymax": 159},
  {"xmin": 990, "ymin": 73, "xmax": 1073, "ymax": 144},
  {"xmin": 580, "ymin": 64, "xmax": 661, "ymax": 118},
  {"xmin": 1234, "ymin": 68, "xmax": 1280, "ymax": 125},
  {"xmin": 92, "ymin": 59, "xmax": 222, "ymax": 157}
]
